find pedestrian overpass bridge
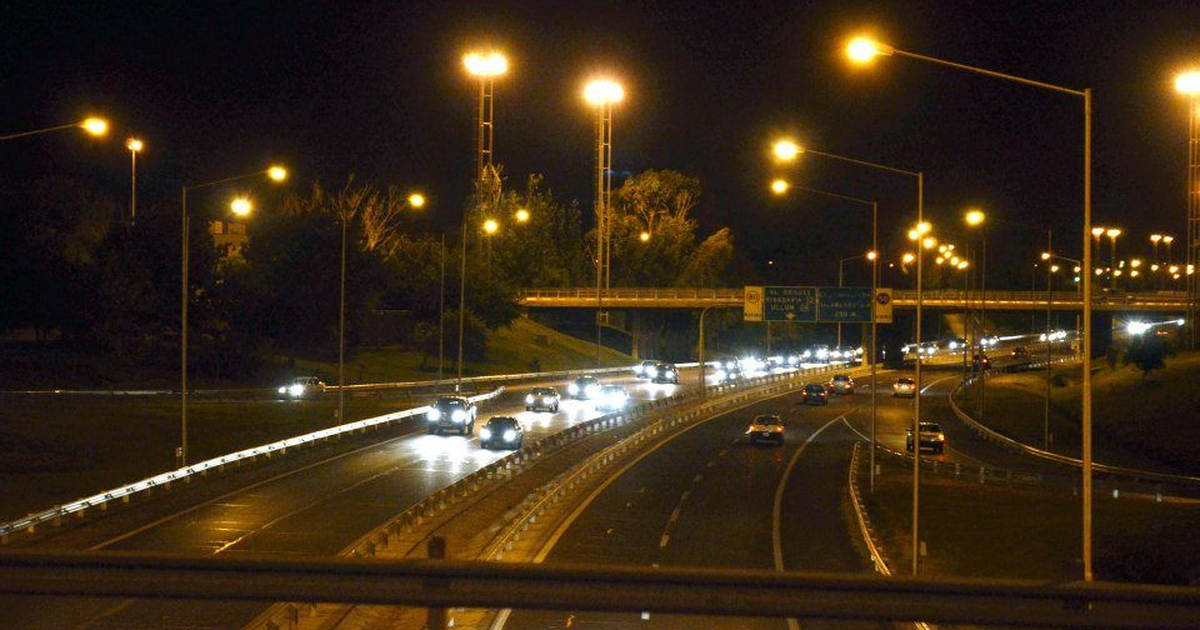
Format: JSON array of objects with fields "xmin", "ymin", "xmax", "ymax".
[{"xmin": 517, "ymin": 288, "xmax": 1190, "ymax": 312}]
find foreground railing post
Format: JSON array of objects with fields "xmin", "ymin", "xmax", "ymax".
[{"xmin": 427, "ymin": 536, "xmax": 447, "ymax": 630}]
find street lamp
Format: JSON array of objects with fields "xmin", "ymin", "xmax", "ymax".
[
  {"xmin": 461, "ymin": 49, "xmax": 509, "ymax": 389},
  {"xmin": 514, "ymin": 208, "xmax": 530, "ymax": 223},
  {"xmin": 848, "ymin": 33, "xmax": 1095, "ymax": 578},
  {"xmin": 408, "ymin": 193, "xmax": 427, "ymax": 209},
  {"xmin": 1, "ymin": 116, "xmax": 110, "ymax": 141},
  {"xmin": 639, "ymin": 230, "xmax": 651, "ymax": 242},
  {"xmin": 126, "ymin": 138, "xmax": 144, "ymax": 225},
  {"xmin": 229, "ymin": 197, "xmax": 253, "ymax": 217},
  {"xmin": 1176, "ymin": 71, "xmax": 1200, "ymax": 348},
  {"xmin": 1106, "ymin": 228, "xmax": 1122, "ymax": 289},
  {"xmin": 585, "ymin": 77, "xmax": 624, "ymax": 366},
  {"xmin": 770, "ymin": 178, "xmax": 790, "ymax": 195},
  {"xmin": 179, "ymin": 165, "xmax": 287, "ymax": 465}
]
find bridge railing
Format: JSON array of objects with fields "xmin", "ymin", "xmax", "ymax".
[{"xmin": 518, "ymin": 287, "xmax": 1189, "ymax": 306}]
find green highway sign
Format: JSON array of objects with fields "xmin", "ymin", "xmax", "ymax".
[
  {"xmin": 745, "ymin": 285, "xmax": 880, "ymax": 323},
  {"xmin": 817, "ymin": 286, "xmax": 873, "ymax": 323}
]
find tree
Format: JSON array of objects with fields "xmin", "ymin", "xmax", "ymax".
[
  {"xmin": 677, "ymin": 227, "xmax": 734, "ymax": 287},
  {"xmin": 1122, "ymin": 335, "xmax": 1173, "ymax": 382},
  {"xmin": 616, "ymin": 170, "xmax": 701, "ymax": 235}
]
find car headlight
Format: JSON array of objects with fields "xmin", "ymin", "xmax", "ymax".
[
  {"xmin": 288, "ymin": 384, "xmax": 305, "ymax": 397},
  {"xmin": 568, "ymin": 383, "xmax": 579, "ymax": 394},
  {"xmin": 541, "ymin": 396, "xmax": 551, "ymax": 403},
  {"xmin": 714, "ymin": 370, "xmax": 726, "ymax": 381},
  {"xmin": 650, "ymin": 369, "xmax": 659, "ymax": 377},
  {"xmin": 427, "ymin": 409, "xmax": 441, "ymax": 421},
  {"xmin": 503, "ymin": 429, "xmax": 517, "ymax": 441},
  {"xmin": 479, "ymin": 428, "xmax": 492, "ymax": 440},
  {"xmin": 936, "ymin": 434, "xmax": 945, "ymax": 442},
  {"xmin": 278, "ymin": 386, "xmax": 287, "ymax": 394},
  {"xmin": 525, "ymin": 395, "xmax": 534, "ymax": 404},
  {"xmin": 585, "ymin": 385, "xmax": 599, "ymax": 397},
  {"xmin": 452, "ymin": 409, "xmax": 466, "ymax": 422}
]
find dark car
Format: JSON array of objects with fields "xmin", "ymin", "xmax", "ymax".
[
  {"xmin": 893, "ymin": 377, "xmax": 916, "ymax": 398},
  {"xmin": 1012, "ymin": 346, "xmax": 1029, "ymax": 358},
  {"xmin": 803, "ymin": 384, "xmax": 828, "ymax": 405},
  {"xmin": 568, "ymin": 376, "xmax": 601, "ymax": 400},
  {"xmin": 480, "ymin": 416, "xmax": 524, "ymax": 450},
  {"xmin": 827, "ymin": 374, "xmax": 856, "ymax": 395},
  {"xmin": 524, "ymin": 387, "xmax": 560, "ymax": 412},
  {"xmin": 906, "ymin": 421, "xmax": 946, "ymax": 454},
  {"xmin": 746, "ymin": 414, "xmax": 785, "ymax": 445},
  {"xmin": 650, "ymin": 361, "xmax": 680, "ymax": 384},
  {"xmin": 426, "ymin": 396, "xmax": 477, "ymax": 435}
]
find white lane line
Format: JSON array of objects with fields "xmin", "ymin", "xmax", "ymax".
[
  {"xmin": 659, "ymin": 533, "xmax": 670, "ymax": 548},
  {"xmin": 772, "ymin": 410, "xmax": 855, "ymax": 630},
  {"xmin": 693, "ymin": 474, "xmax": 703, "ymax": 483},
  {"xmin": 718, "ymin": 449, "xmax": 728, "ymax": 457},
  {"xmin": 680, "ymin": 490, "xmax": 691, "ymax": 502},
  {"xmin": 668, "ymin": 507, "xmax": 682, "ymax": 524}
]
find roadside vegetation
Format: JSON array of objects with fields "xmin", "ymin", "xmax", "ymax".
[{"xmin": 956, "ymin": 348, "xmax": 1200, "ymax": 476}]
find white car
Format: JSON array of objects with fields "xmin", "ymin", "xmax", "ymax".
[
  {"xmin": 746, "ymin": 414, "xmax": 784, "ymax": 445},
  {"xmin": 893, "ymin": 378, "xmax": 916, "ymax": 398},
  {"xmin": 278, "ymin": 376, "xmax": 326, "ymax": 399},
  {"xmin": 595, "ymin": 385, "xmax": 630, "ymax": 412}
]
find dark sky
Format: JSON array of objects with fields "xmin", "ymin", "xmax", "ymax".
[{"xmin": 3, "ymin": 0, "xmax": 1200, "ymax": 288}]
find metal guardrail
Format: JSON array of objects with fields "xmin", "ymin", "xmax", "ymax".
[
  {"xmin": 0, "ymin": 388, "xmax": 506, "ymax": 542},
  {"xmin": 947, "ymin": 373, "xmax": 1200, "ymax": 488},
  {"xmin": 5, "ymin": 550, "xmax": 1200, "ymax": 629}
]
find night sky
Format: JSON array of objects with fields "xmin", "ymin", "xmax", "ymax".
[{"xmin": 4, "ymin": 0, "xmax": 1200, "ymax": 288}]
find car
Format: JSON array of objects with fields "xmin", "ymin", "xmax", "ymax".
[
  {"xmin": 972, "ymin": 353, "xmax": 992, "ymax": 370},
  {"xmin": 524, "ymin": 387, "xmax": 560, "ymax": 412},
  {"xmin": 1012, "ymin": 346, "xmax": 1029, "ymax": 358},
  {"xmin": 710, "ymin": 357, "xmax": 742, "ymax": 383},
  {"xmin": 633, "ymin": 359, "xmax": 659, "ymax": 378},
  {"xmin": 802, "ymin": 383, "xmax": 828, "ymax": 405},
  {"xmin": 649, "ymin": 361, "xmax": 680, "ymax": 384},
  {"xmin": 568, "ymin": 376, "xmax": 601, "ymax": 400},
  {"xmin": 893, "ymin": 377, "xmax": 916, "ymax": 398},
  {"xmin": 595, "ymin": 384, "xmax": 629, "ymax": 411},
  {"xmin": 426, "ymin": 396, "xmax": 477, "ymax": 435},
  {"xmin": 945, "ymin": 337, "xmax": 968, "ymax": 352},
  {"xmin": 906, "ymin": 421, "xmax": 946, "ymax": 454},
  {"xmin": 479, "ymin": 416, "xmax": 524, "ymax": 449},
  {"xmin": 827, "ymin": 374, "xmax": 856, "ymax": 395},
  {"xmin": 277, "ymin": 376, "xmax": 326, "ymax": 399},
  {"xmin": 746, "ymin": 414, "xmax": 785, "ymax": 445},
  {"xmin": 803, "ymin": 345, "xmax": 832, "ymax": 364}
]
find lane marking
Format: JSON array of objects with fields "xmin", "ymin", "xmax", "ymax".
[
  {"xmin": 693, "ymin": 474, "xmax": 703, "ymax": 483},
  {"xmin": 771, "ymin": 410, "xmax": 854, "ymax": 630},
  {"xmin": 658, "ymin": 533, "xmax": 670, "ymax": 548}
]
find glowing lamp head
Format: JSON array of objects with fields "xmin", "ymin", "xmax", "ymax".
[
  {"xmin": 846, "ymin": 37, "xmax": 894, "ymax": 64},
  {"xmin": 514, "ymin": 208, "xmax": 530, "ymax": 223},
  {"xmin": 916, "ymin": 221, "xmax": 932, "ymax": 235},
  {"xmin": 1163, "ymin": 235, "xmax": 1175, "ymax": 244},
  {"xmin": 267, "ymin": 166, "xmax": 288, "ymax": 182},
  {"xmin": 584, "ymin": 79, "xmax": 624, "ymax": 105},
  {"xmin": 1176, "ymin": 70, "xmax": 1200, "ymax": 96},
  {"xmin": 1106, "ymin": 228, "xmax": 1121, "ymax": 238},
  {"xmin": 230, "ymin": 197, "xmax": 253, "ymax": 217},
  {"xmin": 770, "ymin": 179, "xmax": 789, "ymax": 195},
  {"xmin": 964, "ymin": 209, "xmax": 985, "ymax": 226},
  {"xmin": 1091, "ymin": 227, "xmax": 1106, "ymax": 238},
  {"xmin": 639, "ymin": 231, "xmax": 651, "ymax": 242},
  {"xmin": 80, "ymin": 117, "xmax": 108, "ymax": 137},
  {"xmin": 957, "ymin": 260, "xmax": 969, "ymax": 270},
  {"xmin": 1041, "ymin": 252, "xmax": 1052, "ymax": 261},
  {"xmin": 772, "ymin": 139, "xmax": 801, "ymax": 162},
  {"xmin": 1051, "ymin": 264, "xmax": 1060, "ymax": 273},
  {"xmin": 866, "ymin": 250, "xmax": 877, "ymax": 261},
  {"xmin": 1130, "ymin": 258, "xmax": 1142, "ymax": 268},
  {"xmin": 126, "ymin": 138, "xmax": 143, "ymax": 152},
  {"xmin": 483, "ymin": 219, "xmax": 499, "ymax": 235},
  {"xmin": 922, "ymin": 236, "xmax": 937, "ymax": 250},
  {"xmin": 1150, "ymin": 233, "xmax": 1163, "ymax": 243},
  {"xmin": 902, "ymin": 253, "xmax": 915, "ymax": 264},
  {"xmin": 464, "ymin": 51, "xmax": 508, "ymax": 77},
  {"xmin": 407, "ymin": 193, "xmax": 426, "ymax": 208}
]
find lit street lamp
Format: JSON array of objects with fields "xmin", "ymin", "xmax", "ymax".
[
  {"xmin": 1105, "ymin": 228, "xmax": 1122, "ymax": 289},
  {"xmin": 769, "ymin": 178, "xmax": 790, "ymax": 195},
  {"xmin": 847, "ymin": 34, "xmax": 1096, "ymax": 579},
  {"xmin": 0, "ymin": 116, "xmax": 110, "ymax": 141},
  {"xmin": 585, "ymin": 77, "xmax": 624, "ymax": 366},
  {"xmin": 179, "ymin": 165, "xmax": 287, "ymax": 465},
  {"xmin": 1176, "ymin": 71, "xmax": 1200, "ymax": 347},
  {"xmin": 126, "ymin": 138, "xmax": 144, "ymax": 225},
  {"xmin": 462, "ymin": 49, "xmax": 509, "ymax": 389}
]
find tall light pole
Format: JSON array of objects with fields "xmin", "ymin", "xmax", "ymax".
[
  {"xmin": 1106, "ymin": 228, "xmax": 1122, "ymax": 290},
  {"xmin": 0, "ymin": 117, "xmax": 109, "ymax": 141},
  {"xmin": 462, "ymin": 50, "xmax": 508, "ymax": 389},
  {"xmin": 126, "ymin": 138, "xmax": 144, "ymax": 225},
  {"xmin": 1163, "ymin": 234, "xmax": 1176, "ymax": 266},
  {"xmin": 773, "ymin": 138, "xmax": 922, "ymax": 570},
  {"xmin": 180, "ymin": 166, "xmax": 287, "ymax": 465},
  {"xmin": 847, "ymin": 34, "xmax": 1095, "ymax": 581},
  {"xmin": 585, "ymin": 78, "xmax": 624, "ymax": 366},
  {"xmin": 777, "ymin": 180, "xmax": 880, "ymax": 493},
  {"xmin": 1177, "ymin": 70, "xmax": 1200, "ymax": 349}
]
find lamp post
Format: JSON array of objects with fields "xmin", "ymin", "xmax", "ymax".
[
  {"xmin": 585, "ymin": 78, "xmax": 624, "ymax": 366},
  {"xmin": 180, "ymin": 166, "xmax": 287, "ymax": 465},
  {"xmin": 0, "ymin": 117, "xmax": 109, "ymax": 141},
  {"xmin": 1106, "ymin": 228, "xmax": 1122, "ymax": 290},
  {"xmin": 847, "ymin": 35, "xmax": 1095, "ymax": 581},
  {"xmin": 773, "ymin": 138, "xmax": 922, "ymax": 571},
  {"xmin": 776, "ymin": 182, "xmax": 880, "ymax": 493},
  {"xmin": 126, "ymin": 138, "xmax": 144, "ymax": 225},
  {"xmin": 462, "ymin": 50, "xmax": 508, "ymax": 389},
  {"xmin": 1176, "ymin": 70, "xmax": 1200, "ymax": 349}
]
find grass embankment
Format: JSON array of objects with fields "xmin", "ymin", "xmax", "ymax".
[
  {"xmin": 956, "ymin": 350, "xmax": 1200, "ymax": 477},
  {"xmin": 0, "ymin": 317, "xmax": 633, "ymax": 521},
  {"xmin": 863, "ymin": 459, "xmax": 1200, "ymax": 585},
  {"xmin": 292, "ymin": 316, "xmax": 634, "ymax": 384}
]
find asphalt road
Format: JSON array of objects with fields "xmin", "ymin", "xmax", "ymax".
[
  {"xmin": 502, "ymin": 383, "xmax": 892, "ymax": 630},
  {"xmin": 9, "ymin": 364, "xmax": 841, "ymax": 630}
]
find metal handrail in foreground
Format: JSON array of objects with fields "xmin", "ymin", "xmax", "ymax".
[{"xmin": 0, "ymin": 550, "xmax": 1197, "ymax": 629}]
